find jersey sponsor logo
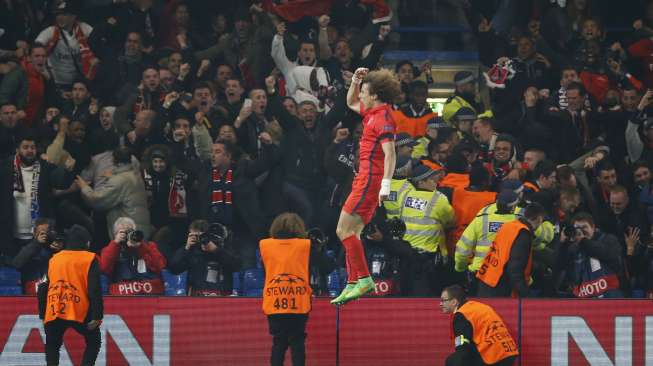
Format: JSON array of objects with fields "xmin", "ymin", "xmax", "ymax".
[
  {"xmin": 404, "ymin": 197, "xmax": 428, "ymax": 211},
  {"xmin": 488, "ymin": 222, "xmax": 504, "ymax": 233}
]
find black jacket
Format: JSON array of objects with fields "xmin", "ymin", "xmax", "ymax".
[
  {"xmin": 12, "ymin": 239, "xmax": 57, "ymax": 284},
  {"xmin": 545, "ymin": 109, "xmax": 601, "ymax": 163},
  {"xmin": 268, "ymin": 93, "xmax": 341, "ymax": 190},
  {"xmin": 89, "ymin": 20, "xmax": 150, "ymax": 105},
  {"xmin": 194, "ymin": 145, "xmax": 278, "ymax": 237},
  {"xmin": 168, "ymin": 241, "xmax": 241, "ymax": 293}
]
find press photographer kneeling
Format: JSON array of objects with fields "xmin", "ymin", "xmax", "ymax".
[
  {"xmin": 99, "ymin": 217, "xmax": 167, "ymax": 295},
  {"xmin": 168, "ymin": 220, "xmax": 241, "ymax": 296}
]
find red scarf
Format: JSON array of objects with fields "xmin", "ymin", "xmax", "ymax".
[
  {"xmin": 211, "ymin": 169, "xmax": 233, "ymax": 205},
  {"xmin": 262, "ymin": 0, "xmax": 333, "ymax": 22},
  {"xmin": 45, "ymin": 23, "xmax": 97, "ymax": 80}
]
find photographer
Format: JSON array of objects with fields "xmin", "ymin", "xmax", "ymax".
[
  {"xmin": 99, "ymin": 217, "xmax": 167, "ymax": 295},
  {"xmin": 305, "ymin": 228, "xmax": 337, "ymax": 296},
  {"xmin": 362, "ymin": 213, "xmax": 416, "ymax": 296},
  {"xmin": 168, "ymin": 220, "xmax": 241, "ymax": 296},
  {"xmin": 11, "ymin": 218, "xmax": 63, "ymax": 295},
  {"xmin": 557, "ymin": 212, "xmax": 627, "ymax": 298}
]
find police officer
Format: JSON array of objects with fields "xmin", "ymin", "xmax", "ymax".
[
  {"xmin": 476, "ymin": 203, "xmax": 547, "ymax": 297},
  {"xmin": 400, "ymin": 164, "xmax": 455, "ymax": 295},
  {"xmin": 441, "ymin": 284, "xmax": 518, "ymax": 366},
  {"xmin": 382, "ymin": 155, "xmax": 414, "ymax": 219},
  {"xmin": 442, "ymin": 71, "xmax": 484, "ymax": 125},
  {"xmin": 38, "ymin": 225, "xmax": 103, "ymax": 366},
  {"xmin": 260, "ymin": 213, "xmax": 313, "ymax": 366},
  {"xmin": 168, "ymin": 220, "xmax": 241, "ymax": 296}
]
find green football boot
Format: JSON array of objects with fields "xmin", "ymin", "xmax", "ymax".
[
  {"xmin": 330, "ymin": 283, "xmax": 356, "ymax": 305},
  {"xmin": 340, "ymin": 276, "xmax": 375, "ymax": 303}
]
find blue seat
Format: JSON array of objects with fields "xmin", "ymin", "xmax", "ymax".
[
  {"xmin": 244, "ymin": 289, "xmax": 263, "ymax": 297},
  {"xmin": 100, "ymin": 275, "xmax": 109, "ymax": 295},
  {"xmin": 162, "ymin": 270, "xmax": 187, "ymax": 296},
  {"xmin": 327, "ymin": 270, "xmax": 341, "ymax": 297},
  {"xmin": 0, "ymin": 286, "xmax": 22, "ymax": 295},
  {"xmin": 231, "ymin": 271, "xmax": 243, "ymax": 296},
  {"xmin": 0, "ymin": 267, "xmax": 20, "ymax": 287},
  {"xmin": 242, "ymin": 268, "xmax": 264, "ymax": 297}
]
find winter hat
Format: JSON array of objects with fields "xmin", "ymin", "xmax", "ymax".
[{"xmin": 454, "ymin": 71, "xmax": 476, "ymax": 86}]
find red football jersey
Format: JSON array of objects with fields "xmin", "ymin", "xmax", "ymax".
[{"xmin": 358, "ymin": 103, "xmax": 396, "ymax": 177}]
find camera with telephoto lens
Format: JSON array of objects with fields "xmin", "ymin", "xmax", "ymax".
[
  {"xmin": 386, "ymin": 217, "xmax": 407, "ymax": 240},
  {"xmin": 562, "ymin": 225, "xmax": 582, "ymax": 240},
  {"xmin": 125, "ymin": 229, "xmax": 144, "ymax": 243},
  {"xmin": 308, "ymin": 228, "xmax": 328, "ymax": 249},
  {"xmin": 45, "ymin": 230, "xmax": 64, "ymax": 245},
  {"xmin": 361, "ymin": 222, "xmax": 377, "ymax": 238},
  {"xmin": 198, "ymin": 223, "xmax": 229, "ymax": 248}
]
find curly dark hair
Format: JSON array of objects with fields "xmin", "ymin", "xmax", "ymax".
[
  {"xmin": 269, "ymin": 213, "xmax": 307, "ymax": 239},
  {"xmin": 363, "ymin": 69, "xmax": 402, "ymax": 104}
]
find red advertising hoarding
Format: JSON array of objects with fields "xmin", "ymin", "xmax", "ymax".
[
  {"xmin": 0, "ymin": 297, "xmax": 336, "ymax": 366},
  {"xmin": 338, "ymin": 298, "xmax": 518, "ymax": 366},
  {"xmin": 1, "ymin": 297, "xmax": 651, "ymax": 365}
]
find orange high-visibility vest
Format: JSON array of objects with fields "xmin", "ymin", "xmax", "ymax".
[
  {"xmin": 476, "ymin": 220, "xmax": 532, "ymax": 288},
  {"xmin": 44, "ymin": 250, "xmax": 96, "ymax": 324},
  {"xmin": 439, "ymin": 173, "xmax": 470, "ymax": 191},
  {"xmin": 391, "ymin": 110, "xmax": 437, "ymax": 138},
  {"xmin": 260, "ymin": 238, "xmax": 312, "ymax": 315},
  {"xmin": 447, "ymin": 188, "xmax": 497, "ymax": 253},
  {"xmin": 455, "ymin": 300, "xmax": 519, "ymax": 364}
]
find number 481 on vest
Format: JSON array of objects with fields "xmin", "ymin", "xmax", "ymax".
[{"xmin": 273, "ymin": 297, "xmax": 298, "ymax": 310}]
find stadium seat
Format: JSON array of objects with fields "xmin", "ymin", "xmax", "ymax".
[
  {"xmin": 0, "ymin": 267, "xmax": 20, "ymax": 287},
  {"xmin": 0, "ymin": 286, "xmax": 22, "ymax": 295},
  {"xmin": 100, "ymin": 275, "xmax": 109, "ymax": 295},
  {"xmin": 326, "ymin": 251, "xmax": 342, "ymax": 297},
  {"xmin": 242, "ymin": 268, "xmax": 264, "ymax": 297},
  {"xmin": 162, "ymin": 270, "xmax": 188, "ymax": 296},
  {"xmin": 327, "ymin": 269, "xmax": 341, "ymax": 297},
  {"xmin": 231, "ymin": 271, "xmax": 242, "ymax": 296}
]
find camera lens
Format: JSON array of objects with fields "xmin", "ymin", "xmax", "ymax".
[{"xmin": 127, "ymin": 230, "xmax": 144, "ymax": 243}]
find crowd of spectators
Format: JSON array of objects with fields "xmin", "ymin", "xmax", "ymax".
[{"xmin": 1, "ymin": 0, "xmax": 653, "ymax": 299}]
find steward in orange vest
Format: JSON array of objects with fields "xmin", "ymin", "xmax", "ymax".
[
  {"xmin": 476, "ymin": 203, "xmax": 546, "ymax": 298},
  {"xmin": 447, "ymin": 164, "xmax": 497, "ymax": 256},
  {"xmin": 391, "ymin": 80, "xmax": 437, "ymax": 138},
  {"xmin": 260, "ymin": 213, "xmax": 313, "ymax": 366},
  {"xmin": 441, "ymin": 284, "xmax": 518, "ymax": 366},
  {"xmin": 37, "ymin": 225, "xmax": 103, "ymax": 366}
]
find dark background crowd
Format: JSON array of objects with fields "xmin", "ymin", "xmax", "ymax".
[{"xmin": 1, "ymin": 0, "xmax": 653, "ymax": 299}]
